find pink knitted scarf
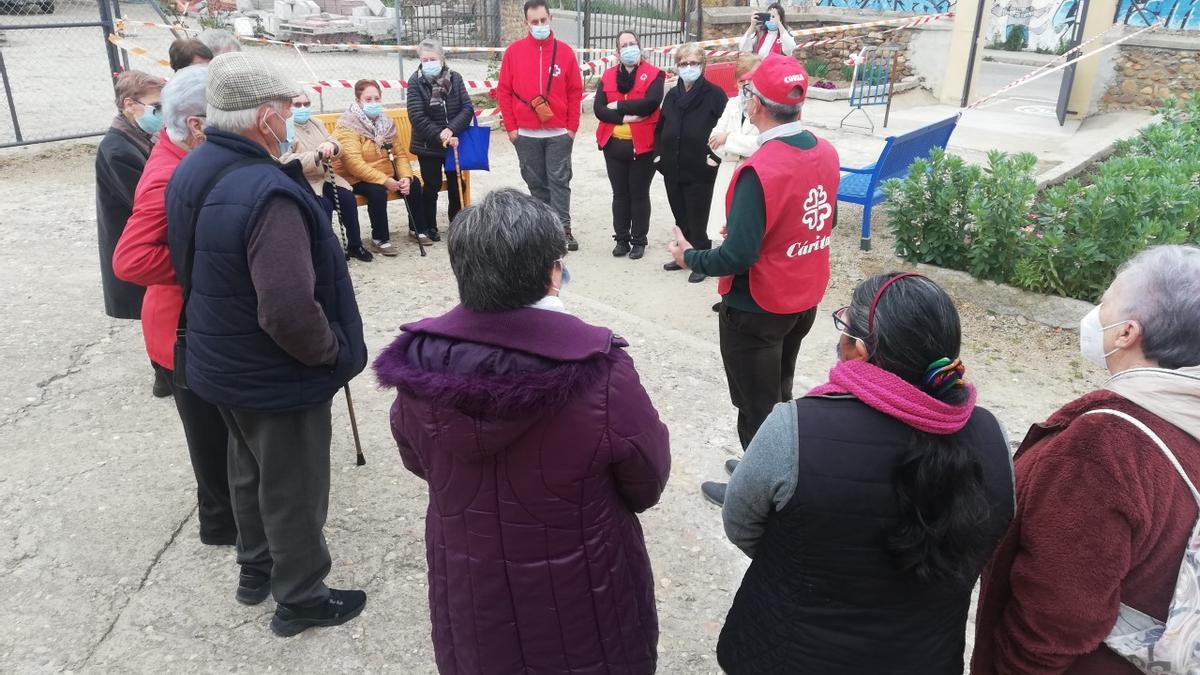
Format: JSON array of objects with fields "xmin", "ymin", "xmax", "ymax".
[{"xmin": 807, "ymin": 359, "xmax": 977, "ymax": 435}]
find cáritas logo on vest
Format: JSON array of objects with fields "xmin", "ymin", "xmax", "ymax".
[{"xmin": 786, "ymin": 235, "xmax": 831, "ymax": 258}]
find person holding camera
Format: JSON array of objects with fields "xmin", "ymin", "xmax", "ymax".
[
  {"xmin": 333, "ymin": 79, "xmax": 429, "ymax": 253},
  {"xmin": 496, "ymin": 0, "xmax": 585, "ymax": 251},
  {"xmin": 740, "ymin": 3, "xmax": 796, "ymax": 58}
]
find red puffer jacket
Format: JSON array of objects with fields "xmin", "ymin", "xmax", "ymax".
[
  {"xmin": 375, "ymin": 305, "xmax": 671, "ymax": 675},
  {"xmin": 113, "ymin": 130, "xmax": 187, "ymax": 370}
]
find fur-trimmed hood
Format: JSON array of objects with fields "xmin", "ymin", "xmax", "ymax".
[{"xmin": 374, "ymin": 305, "xmax": 627, "ymax": 460}]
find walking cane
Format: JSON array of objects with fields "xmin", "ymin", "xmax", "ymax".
[
  {"xmin": 344, "ymin": 384, "xmax": 366, "ymax": 466},
  {"xmin": 322, "ymin": 161, "xmax": 352, "ymax": 259},
  {"xmin": 384, "ymin": 143, "xmax": 427, "ymax": 258},
  {"xmin": 451, "ymin": 143, "xmax": 467, "ymax": 209}
]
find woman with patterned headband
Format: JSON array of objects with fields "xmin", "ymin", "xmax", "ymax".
[{"xmin": 716, "ymin": 272, "xmax": 1015, "ymax": 674}]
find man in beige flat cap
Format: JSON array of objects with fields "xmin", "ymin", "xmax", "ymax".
[{"xmin": 165, "ymin": 51, "xmax": 368, "ymax": 637}]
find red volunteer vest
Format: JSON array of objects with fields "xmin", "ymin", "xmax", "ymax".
[
  {"xmin": 718, "ymin": 135, "xmax": 841, "ymax": 314},
  {"xmin": 755, "ymin": 32, "xmax": 786, "ymax": 56},
  {"xmin": 595, "ymin": 61, "xmax": 662, "ymax": 155}
]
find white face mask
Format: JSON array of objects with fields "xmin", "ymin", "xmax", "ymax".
[{"xmin": 1079, "ymin": 304, "xmax": 1129, "ymax": 369}]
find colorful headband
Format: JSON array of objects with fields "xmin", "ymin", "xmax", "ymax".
[{"xmin": 867, "ymin": 272, "xmax": 927, "ymax": 337}]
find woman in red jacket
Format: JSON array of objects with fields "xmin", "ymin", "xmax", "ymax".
[
  {"xmin": 973, "ymin": 245, "xmax": 1200, "ymax": 674},
  {"xmin": 113, "ymin": 65, "xmax": 237, "ymax": 547},
  {"xmin": 594, "ymin": 30, "xmax": 665, "ymax": 261}
]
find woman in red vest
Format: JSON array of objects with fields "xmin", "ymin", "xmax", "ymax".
[
  {"xmin": 594, "ymin": 30, "xmax": 665, "ymax": 260},
  {"xmin": 739, "ymin": 3, "xmax": 797, "ymax": 58}
]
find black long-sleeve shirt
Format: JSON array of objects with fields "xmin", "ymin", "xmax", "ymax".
[{"xmin": 593, "ymin": 70, "xmax": 666, "ymax": 124}]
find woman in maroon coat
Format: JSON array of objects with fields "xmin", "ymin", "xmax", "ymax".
[
  {"xmin": 973, "ymin": 244, "xmax": 1200, "ymax": 674},
  {"xmin": 375, "ymin": 189, "xmax": 671, "ymax": 675}
]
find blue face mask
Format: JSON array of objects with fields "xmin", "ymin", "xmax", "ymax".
[
  {"xmin": 619, "ymin": 45, "xmax": 641, "ymax": 66},
  {"xmin": 293, "ymin": 106, "xmax": 312, "ymax": 125},
  {"xmin": 421, "ymin": 60, "xmax": 443, "ymax": 78},
  {"xmin": 136, "ymin": 106, "xmax": 163, "ymax": 135},
  {"xmin": 362, "ymin": 102, "xmax": 383, "ymax": 119},
  {"xmin": 765, "ymin": 19, "xmax": 778, "ymax": 31},
  {"xmin": 285, "ymin": 116, "xmax": 295, "ymax": 143},
  {"xmin": 530, "ymin": 24, "xmax": 552, "ymax": 40},
  {"xmin": 678, "ymin": 65, "xmax": 702, "ymax": 84}
]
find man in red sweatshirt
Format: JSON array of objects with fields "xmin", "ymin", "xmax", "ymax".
[{"xmin": 496, "ymin": 0, "xmax": 584, "ymax": 250}]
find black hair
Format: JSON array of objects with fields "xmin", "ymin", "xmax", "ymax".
[
  {"xmin": 523, "ymin": 0, "xmax": 549, "ymax": 18},
  {"xmin": 846, "ymin": 272, "xmax": 992, "ymax": 587},
  {"xmin": 447, "ymin": 189, "xmax": 567, "ymax": 312},
  {"xmin": 766, "ymin": 2, "xmax": 786, "ymax": 28}
]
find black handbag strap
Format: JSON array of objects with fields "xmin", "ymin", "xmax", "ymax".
[
  {"xmin": 176, "ymin": 157, "xmax": 275, "ymax": 334},
  {"xmin": 544, "ymin": 39, "xmax": 559, "ymax": 96}
]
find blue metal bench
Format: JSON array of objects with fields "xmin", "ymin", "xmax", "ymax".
[{"xmin": 836, "ymin": 114, "xmax": 959, "ymax": 251}]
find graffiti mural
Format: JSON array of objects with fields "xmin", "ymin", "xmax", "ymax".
[
  {"xmin": 985, "ymin": 0, "xmax": 1080, "ymax": 52},
  {"xmin": 815, "ymin": 0, "xmax": 950, "ymax": 13},
  {"xmin": 1116, "ymin": 0, "xmax": 1200, "ymax": 30}
]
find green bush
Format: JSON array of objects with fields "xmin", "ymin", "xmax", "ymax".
[
  {"xmin": 840, "ymin": 64, "xmax": 856, "ymax": 82},
  {"xmin": 804, "ymin": 58, "xmax": 830, "ymax": 80},
  {"xmin": 885, "ymin": 97, "xmax": 1200, "ymax": 301},
  {"xmin": 1004, "ymin": 25, "xmax": 1028, "ymax": 51}
]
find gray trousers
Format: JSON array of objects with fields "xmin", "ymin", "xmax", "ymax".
[
  {"xmin": 220, "ymin": 400, "xmax": 333, "ymax": 607},
  {"xmin": 514, "ymin": 134, "xmax": 574, "ymax": 230}
]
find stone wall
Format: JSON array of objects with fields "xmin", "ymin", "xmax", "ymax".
[
  {"xmin": 1099, "ymin": 34, "xmax": 1198, "ymax": 111},
  {"xmin": 499, "ymin": 0, "xmax": 525, "ymax": 44}
]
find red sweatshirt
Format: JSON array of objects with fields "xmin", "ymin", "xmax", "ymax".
[
  {"xmin": 113, "ymin": 129, "xmax": 186, "ymax": 370},
  {"xmin": 972, "ymin": 390, "xmax": 1200, "ymax": 674},
  {"xmin": 496, "ymin": 33, "xmax": 583, "ymax": 134}
]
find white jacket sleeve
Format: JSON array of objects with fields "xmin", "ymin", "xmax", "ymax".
[
  {"xmin": 777, "ymin": 29, "xmax": 797, "ymax": 55},
  {"xmin": 713, "ymin": 97, "xmax": 760, "ymax": 160},
  {"xmin": 739, "ymin": 28, "xmax": 758, "ymax": 53}
]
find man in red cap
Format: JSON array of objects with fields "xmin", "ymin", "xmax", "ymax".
[{"xmin": 668, "ymin": 53, "xmax": 840, "ymax": 505}]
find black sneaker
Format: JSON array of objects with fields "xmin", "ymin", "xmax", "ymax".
[
  {"xmin": 347, "ymin": 246, "xmax": 373, "ymax": 262},
  {"xmin": 270, "ymin": 588, "xmax": 367, "ymax": 637},
  {"xmin": 663, "ymin": 261, "xmax": 682, "ymax": 272},
  {"xmin": 152, "ymin": 369, "xmax": 172, "ymax": 398},
  {"xmin": 427, "ymin": 229, "xmax": 441, "ymax": 242},
  {"xmin": 565, "ymin": 231, "xmax": 580, "ymax": 252},
  {"xmin": 629, "ymin": 245, "xmax": 645, "ymax": 260},
  {"xmin": 613, "ymin": 242, "xmax": 631, "ymax": 257},
  {"xmin": 688, "ymin": 271, "xmax": 707, "ymax": 284},
  {"xmin": 725, "ymin": 458, "xmax": 740, "ymax": 476},
  {"xmin": 236, "ymin": 567, "xmax": 271, "ymax": 606},
  {"xmin": 701, "ymin": 481, "xmax": 727, "ymax": 506}
]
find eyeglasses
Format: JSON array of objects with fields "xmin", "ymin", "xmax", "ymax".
[
  {"xmin": 677, "ymin": 60, "xmax": 702, "ymax": 67},
  {"xmin": 292, "ymin": 101, "xmax": 311, "ymax": 108},
  {"xmin": 134, "ymin": 99, "xmax": 162, "ymax": 115},
  {"xmin": 831, "ymin": 306, "xmax": 862, "ymax": 342}
]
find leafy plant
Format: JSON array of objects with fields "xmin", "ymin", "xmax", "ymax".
[
  {"xmin": 840, "ymin": 64, "xmax": 855, "ymax": 82},
  {"xmin": 966, "ymin": 151, "xmax": 1039, "ymax": 283},
  {"xmin": 884, "ymin": 147, "xmax": 980, "ymax": 265},
  {"xmin": 1003, "ymin": 25, "xmax": 1028, "ymax": 51},
  {"xmin": 803, "ymin": 58, "xmax": 830, "ymax": 80}
]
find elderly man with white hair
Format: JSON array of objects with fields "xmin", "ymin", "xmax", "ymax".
[
  {"xmin": 115, "ymin": 65, "xmax": 238, "ymax": 549},
  {"xmin": 973, "ymin": 244, "xmax": 1200, "ymax": 673},
  {"xmin": 165, "ymin": 52, "xmax": 368, "ymax": 638},
  {"xmin": 198, "ymin": 28, "xmax": 241, "ymax": 56}
]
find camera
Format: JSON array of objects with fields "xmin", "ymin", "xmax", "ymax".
[{"xmin": 754, "ymin": 11, "xmax": 770, "ymax": 23}]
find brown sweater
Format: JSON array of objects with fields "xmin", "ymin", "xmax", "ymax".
[{"xmin": 245, "ymin": 196, "xmax": 338, "ymax": 367}]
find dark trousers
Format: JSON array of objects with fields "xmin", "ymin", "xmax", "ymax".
[
  {"xmin": 514, "ymin": 133, "xmax": 574, "ymax": 230},
  {"xmin": 417, "ymin": 153, "xmax": 462, "ymax": 232},
  {"xmin": 718, "ymin": 304, "xmax": 818, "ymax": 449},
  {"xmin": 664, "ymin": 175, "xmax": 715, "ymax": 250},
  {"xmin": 352, "ymin": 180, "xmax": 426, "ymax": 243},
  {"xmin": 602, "ymin": 139, "xmax": 655, "ymax": 246},
  {"xmin": 320, "ymin": 183, "xmax": 364, "ymax": 251},
  {"xmin": 152, "ymin": 363, "xmax": 235, "ymax": 542},
  {"xmin": 220, "ymin": 400, "xmax": 333, "ymax": 607}
]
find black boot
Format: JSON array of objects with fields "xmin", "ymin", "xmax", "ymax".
[
  {"xmin": 612, "ymin": 241, "xmax": 631, "ymax": 257},
  {"xmin": 270, "ymin": 588, "xmax": 367, "ymax": 637},
  {"xmin": 629, "ymin": 245, "xmax": 645, "ymax": 260},
  {"xmin": 236, "ymin": 567, "xmax": 271, "ymax": 606}
]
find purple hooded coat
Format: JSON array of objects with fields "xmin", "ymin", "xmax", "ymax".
[{"xmin": 374, "ymin": 305, "xmax": 671, "ymax": 675}]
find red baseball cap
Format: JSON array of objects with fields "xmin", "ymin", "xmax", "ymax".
[{"xmin": 739, "ymin": 53, "xmax": 808, "ymax": 105}]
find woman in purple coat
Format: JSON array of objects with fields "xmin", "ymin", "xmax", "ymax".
[{"xmin": 375, "ymin": 189, "xmax": 671, "ymax": 675}]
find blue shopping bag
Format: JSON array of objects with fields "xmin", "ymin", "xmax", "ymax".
[{"xmin": 444, "ymin": 114, "xmax": 490, "ymax": 172}]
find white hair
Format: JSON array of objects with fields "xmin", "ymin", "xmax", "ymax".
[
  {"xmin": 206, "ymin": 99, "xmax": 288, "ymax": 134},
  {"xmin": 162, "ymin": 65, "xmax": 208, "ymax": 144},
  {"xmin": 1116, "ymin": 244, "xmax": 1200, "ymax": 369},
  {"xmin": 198, "ymin": 28, "xmax": 241, "ymax": 56},
  {"xmin": 418, "ymin": 38, "xmax": 445, "ymax": 61}
]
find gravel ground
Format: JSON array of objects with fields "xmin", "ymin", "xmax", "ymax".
[{"xmin": 0, "ymin": 113, "xmax": 1103, "ymax": 673}]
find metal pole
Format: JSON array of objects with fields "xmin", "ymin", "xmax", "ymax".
[
  {"xmin": 97, "ymin": 0, "xmax": 123, "ymax": 81},
  {"xmin": 883, "ymin": 51, "xmax": 897, "ymax": 128},
  {"xmin": 959, "ymin": 0, "xmax": 986, "ymax": 108},
  {"xmin": 0, "ymin": 50, "xmax": 23, "ymax": 144},
  {"xmin": 112, "ymin": 0, "xmax": 131, "ymax": 70}
]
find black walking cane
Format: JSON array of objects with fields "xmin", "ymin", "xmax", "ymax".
[
  {"xmin": 323, "ymin": 161, "xmax": 366, "ymax": 466},
  {"xmin": 383, "ymin": 143, "xmax": 426, "ymax": 258}
]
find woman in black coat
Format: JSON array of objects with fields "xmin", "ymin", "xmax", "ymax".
[
  {"xmin": 96, "ymin": 70, "xmax": 168, "ymax": 396},
  {"xmin": 407, "ymin": 38, "xmax": 475, "ymax": 239},
  {"xmin": 655, "ymin": 44, "xmax": 729, "ymax": 284},
  {"xmin": 96, "ymin": 70, "xmax": 164, "ymax": 320}
]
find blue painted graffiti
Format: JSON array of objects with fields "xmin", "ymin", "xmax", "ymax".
[
  {"xmin": 815, "ymin": 0, "xmax": 950, "ymax": 13},
  {"xmin": 1115, "ymin": 0, "xmax": 1200, "ymax": 29}
]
